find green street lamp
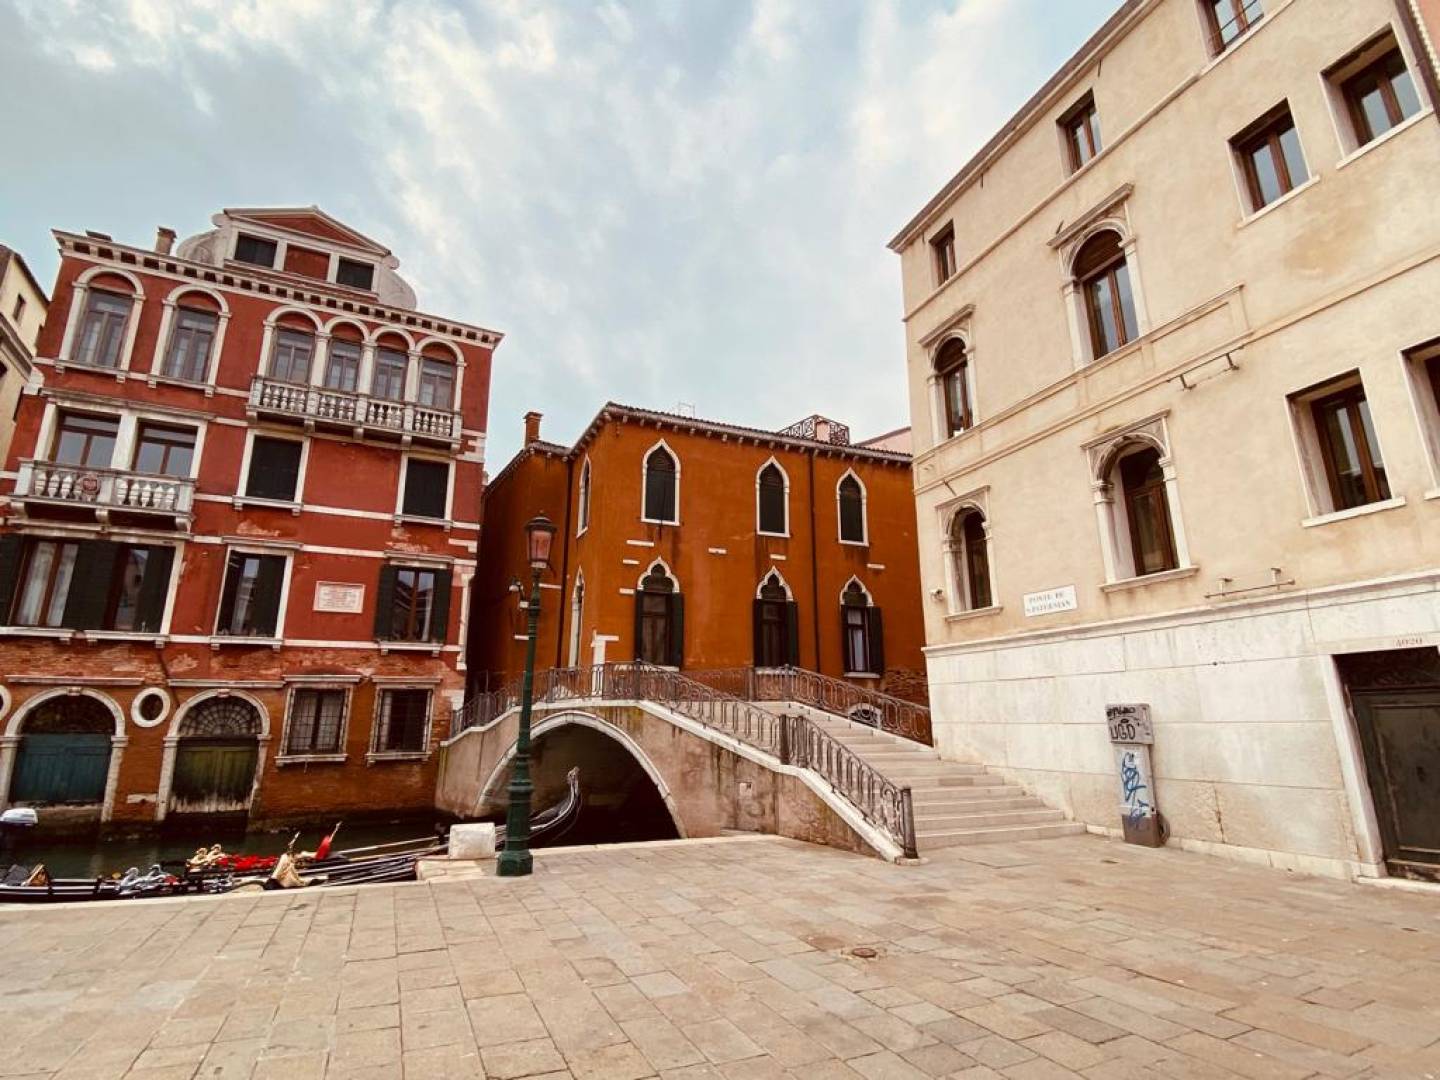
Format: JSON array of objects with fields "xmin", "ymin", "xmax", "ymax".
[{"xmin": 496, "ymin": 512, "xmax": 558, "ymax": 877}]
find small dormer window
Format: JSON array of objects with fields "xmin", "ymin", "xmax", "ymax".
[
  {"xmin": 234, "ymin": 234, "xmax": 277, "ymax": 268},
  {"xmin": 336, "ymin": 258, "xmax": 375, "ymax": 290}
]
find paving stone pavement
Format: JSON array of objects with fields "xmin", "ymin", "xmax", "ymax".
[{"xmin": 2, "ymin": 833, "xmax": 1440, "ymax": 1080}]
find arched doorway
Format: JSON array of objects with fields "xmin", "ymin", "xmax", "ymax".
[
  {"xmin": 11, "ymin": 696, "xmax": 114, "ymax": 806},
  {"xmin": 170, "ymin": 697, "xmax": 262, "ymax": 817}
]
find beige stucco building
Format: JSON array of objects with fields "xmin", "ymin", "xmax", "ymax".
[
  {"xmin": 892, "ymin": 0, "xmax": 1440, "ymax": 880},
  {"xmin": 0, "ymin": 245, "xmax": 46, "ymax": 468}
]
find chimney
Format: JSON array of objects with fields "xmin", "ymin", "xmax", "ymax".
[
  {"xmin": 155, "ymin": 227, "xmax": 176, "ymax": 255},
  {"xmin": 523, "ymin": 411, "xmax": 543, "ymax": 446}
]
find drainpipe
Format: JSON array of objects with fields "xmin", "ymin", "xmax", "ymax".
[
  {"xmin": 808, "ymin": 448, "xmax": 821, "ymax": 672},
  {"xmin": 555, "ymin": 454, "xmax": 574, "ymax": 669}
]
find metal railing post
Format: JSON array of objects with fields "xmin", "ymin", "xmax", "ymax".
[
  {"xmin": 900, "ymin": 787, "xmax": 918, "ymax": 860},
  {"xmin": 777, "ymin": 714, "xmax": 791, "ymax": 766}
]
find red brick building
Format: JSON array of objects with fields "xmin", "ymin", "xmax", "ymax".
[
  {"xmin": 471, "ymin": 405, "xmax": 927, "ymax": 699},
  {"xmin": 0, "ymin": 207, "xmax": 497, "ymax": 832}
]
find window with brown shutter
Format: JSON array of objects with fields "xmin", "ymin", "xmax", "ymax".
[
  {"xmin": 215, "ymin": 551, "xmax": 286, "ymax": 637},
  {"xmin": 245, "ymin": 437, "xmax": 303, "ymax": 502},
  {"xmin": 1232, "ymin": 104, "xmax": 1308, "ymax": 211},
  {"xmin": 931, "ymin": 223, "xmax": 957, "ymax": 285},
  {"xmin": 233, "ymin": 235, "xmax": 277, "ymax": 268},
  {"xmin": 934, "ymin": 339, "xmax": 972, "ymax": 438},
  {"xmin": 402, "ymin": 459, "xmax": 449, "ymax": 519},
  {"xmin": 1118, "ymin": 449, "xmax": 1179, "ymax": 576},
  {"xmin": 1075, "ymin": 231, "xmax": 1137, "ymax": 359},
  {"xmin": 335, "ymin": 258, "xmax": 375, "ymax": 290},
  {"xmin": 1059, "ymin": 92, "xmax": 1102, "ymax": 173},
  {"xmin": 1311, "ymin": 384, "xmax": 1390, "ymax": 510},
  {"xmin": 757, "ymin": 463, "xmax": 787, "ymax": 534}
]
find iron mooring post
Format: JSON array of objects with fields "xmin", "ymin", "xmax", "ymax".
[
  {"xmin": 497, "ymin": 567, "xmax": 543, "ymax": 877},
  {"xmin": 900, "ymin": 786, "xmax": 919, "ymax": 860}
]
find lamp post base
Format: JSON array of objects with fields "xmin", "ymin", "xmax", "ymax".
[{"xmin": 495, "ymin": 848, "xmax": 533, "ymax": 876}]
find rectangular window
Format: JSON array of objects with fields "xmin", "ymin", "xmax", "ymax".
[
  {"xmin": 286, "ymin": 689, "xmax": 346, "ymax": 755},
  {"xmin": 53, "ymin": 412, "xmax": 119, "ymax": 467},
  {"xmin": 402, "ymin": 459, "xmax": 449, "ymax": 519},
  {"xmin": 1233, "ymin": 104, "xmax": 1308, "ymax": 211},
  {"xmin": 74, "ymin": 291, "xmax": 132, "ymax": 368},
  {"xmin": 1342, "ymin": 47, "xmax": 1421, "ymax": 146},
  {"xmin": 269, "ymin": 329, "xmax": 314, "ymax": 384},
  {"xmin": 234, "ymin": 234, "xmax": 278, "ymax": 268},
  {"xmin": 215, "ymin": 551, "xmax": 286, "ymax": 637},
  {"xmin": 392, "ymin": 568, "xmax": 437, "ymax": 640},
  {"xmin": 245, "ymin": 437, "xmax": 303, "ymax": 502},
  {"xmin": 11, "ymin": 540, "xmax": 79, "ymax": 627},
  {"xmin": 105, "ymin": 546, "xmax": 150, "ymax": 632},
  {"xmin": 324, "ymin": 340, "xmax": 362, "ymax": 393},
  {"xmin": 12, "ymin": 295, "xmax": 26, "ymax": 324},
  {"xmin": 844, "ymin": 605, "xmax": 869, "ymax": 673},
  {"xmin": 374, "ymin": 689, "xmax": 430, "ymax": 753},
  {"xmin": 1312, "ymin": 384, "xmax": 1391, "ymax": 510},
  {"xmin": 335, "ymin": 259, "xmax": 375, "ymax": 290},
  {"xmin": 133, "ymin": 423, "xmax": 196, "ymax": 477},
  {"xmin": 372, "ymin": 348, "xmax": 407, "ymax": 400},
  {"xmin": 1204, "ymin": 0, "xmax": 1263, "ymax": 53},
  {"xmin": 162, "ymin": 307, "xmax": 218, "ymax": 382},
  {"xmin": 931, "ymin": 224, "xmax": 957, "ymax": 285},
  {"xmin": 417, "ymin": 359, "xmax": 455, "ymax": 409},
  {"xmin": 1060, "ymin": 93, "xmax": 1102, "ymax": 173}
]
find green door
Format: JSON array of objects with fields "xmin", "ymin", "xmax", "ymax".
[
  {"xmin": 170, "ymin": 738, "xmax": 258, "ymax": 815},
  {"xmin": 11, "ymin": 734, "xmax": 111, "ymax": 803}
]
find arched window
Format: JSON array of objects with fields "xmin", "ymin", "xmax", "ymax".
[
  {"xmin": 568, "ymin": 574, "xmax": 585, "ymax": 667},
  {"xmin": 324, "ymin": 327, "xmax": 364, "ymax": 393},
  {"xmin": 1115, "ymin": 446, "xmax": 1177, "ymax": 576},
  {"xmin": 577, "ymin": 458, "xmax": 592, "ymax": 534},
  {"xmin": 643, "ymin": 444, "xmax": 678, "ymax": 524},
  {"xmin": 634, "ymin": 566, "xmax": 682, "ymax": 666},
  {"xmin": 179, "ymin": 696, "xmax": 262, "ymax": 737},
  {"xmin": 840, "ymin": 580, "xmax": 884, "ymax": 676},
  {"xmin": 753, "ymin": 571, "xmax": 797, "ymax": 667},
  {"xmin": 161, "ymin": 293, "xmax": 222, "ymax": 383},
  {"xmin": 372, "ymin": 339, "xmax": 409, "ymax": 401},
  {"xmin": 1075, "ymin": 230, "xmax": 1137, "ymax": 359},
  {"xmin": 934, "ymin": 339, "xmax": 972, "ymax": 438},
  {"xmin": 417, "ymin": 354, "xmax": 456, "ymax": 409},
  {"xmin": 757, "ymin": 462, "xmax": 787, "ymax": 535},
  {"xmin": 74, "ymin": 282, "xmax": 135, "ymax": 370},
  {"xmin": 837, "ymin": 474, "xmax": 866, "ymax": 544},
  {"xmin": 949, "ymin": 509, "xmax": 993, "ymax": 611}
]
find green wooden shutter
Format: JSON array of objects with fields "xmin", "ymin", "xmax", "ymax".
[
  {"xmin": 785, "ymin": 601, "xmax": 800, "ymax": 667},
  {"xmin": 0, "ymin": 534, "xmax": 23, "ymax": 623},
  {"xmin": 61, "ymin": 540, "xmax": 120, "ymax": 629},
  {"xmin": 840, "ymin": 605, "xmax": 855, "ymax": 674},
  {"xmin": 867, "ymin": 607, "xmax": 885, "ymax": 674},
  {"xmin": 373, "ymin": 565, "xmax": 397, "ymax": 639},
  {"xmin": 668, "ymin": 593, "xmax": 685, "ymax": 669},
  {"xmin": 632, "ymin": 592, "xmax": 645, "ymax": 662},
  {"xmin": 248, "ymin": 555, "xmax": 285, "ymax": 636},
  {"xmin": 134, "ymin": 546, "xmax": 175, "ymax": 633},
  {"xmin": 216, "ymin": 552, "xmax": 243, "ymax": 633},
  {"xmin": 428, "ymin": 568, "xmax": 453, "ymax": 643},
  {"xmin": 752, "ymin": 600, "xmax": 765, "ymax": 666}
]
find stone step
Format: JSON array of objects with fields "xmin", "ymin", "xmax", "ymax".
[
  {"xmin": 846, "ymin": 747, "xmax": 941, "ymax": 761},
  {"xmin": 877, "ymin": 764, "xmax": 993, "ymax": 781},
  {"xmin": 917, "ymin": 821, "xmax": 1087, "ymax": 849},
  {"xmin": 907, "ymin": 777, "xmax": 1017, "ymax": 798},
  {"xmin": 915, "ymin": 808, "xmax": 1067, "ymax": 831},
  {"xmin": 908, "ymin": 795, "xmax": 1047, "ymax": 814}
]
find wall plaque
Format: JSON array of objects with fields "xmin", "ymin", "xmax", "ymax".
[
  {"xmin": 1023, "ymin": 585, "xmax": 1077, "ymax": 617},
  {"xmin": 1105, "ymin": 703, "xmax": 1154, "ymax": 745},
  {"xmin": 315, "ymin": 582, "xmax": 365, "ymax": 614}
]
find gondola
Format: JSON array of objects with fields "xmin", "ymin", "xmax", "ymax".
[{"xmin": 0, "ymin": 768, "xmax": 583, "ymax": 903}]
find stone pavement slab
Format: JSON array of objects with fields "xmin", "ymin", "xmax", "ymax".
[{"xmin": 2, "ymin": 834, "xmax": 1440, "ymax": 1080}]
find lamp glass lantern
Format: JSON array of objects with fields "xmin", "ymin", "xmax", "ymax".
[{"xmin": 525, "ymin": 514, "xmax": 557, "ymax": 573}]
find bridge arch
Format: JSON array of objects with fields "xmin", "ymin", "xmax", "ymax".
[{"xmin": 476, "ymin": 709, "xmax": 688, "ymax": 839}]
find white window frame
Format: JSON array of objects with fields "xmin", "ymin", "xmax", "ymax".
[
  {"xmin": 414, "ymin": 338, "xmax": 465, "ymax": 413},
  {"xmin": 36, "ymin": 398, "xmax": 208, "ymax": 482},
  {"xmin": 58, "ymin": 266, "xmax": 145, "ymax": 378},
  {"xmin": 277, "ymin": 680, "xmax": 355, "ymax": 764},
  {"xmin": 755, "ymin": 456, "xmax": 791, "ymax": 537},
  {"xmin": 836, "ymin": 468, "xmax": 869, "ymax": 546},
  {"xmin": 211, "ymin": 543, "xmax": 294, "ymax": 646},
  {"xmin": 756, "ymin": 567, "xmax": 793, "ymax": 600},
  {"xmin": 257, "ymin": 307, "xmax": 326, "ymax": 388},
  {"xmin": 1083, "ymin": 415, "xmax": 1194, "ymax": 585},
  {"xmin": 148, "ymin": 285, "xmax": 231, "ymax": 394},
  {"xmin": 395, "ymin": 452, "xmax": 456, "ymax": 527},
  {"xmin": 577, "ymin": 455, "xmax": 593, "ymax": 536},
  {"xmin": 1226, "ymin": 100, "xmax": 1318, "ymax": 222},
  {"xmin": 640, "ymin": 439, "xmax": 681, "ymax": 526},
  {"xmin": 1048, "ymin": 188, "xmax": 1151, "ymax": 370},
  {"xmin": 568, "ymin": 569, "xmax": 586, "ymax": 667},
  {"xmin": 937, "ymin": 490, "xmax": 998, "ymax": 617},
  {"xmin": 368, "ymin": 684, "xmax": 435, "ymax": 763},
  {"xmin": 838, "ymin": 575, "xmax": 878, "ymax": 677},
  {"xmin": 1285, "ymin": 369, "xmax": 1404, "ymax": 523},
  {"xmin": 236, "ymin": 429, "xmax": 309, "ymax": 512},
  {"xmin": 1401, "ymin": 338, "xmax": 1440, "ymax": 496},
  {"xmin": 1320, "ymin": 24, "xmax": 1434, "ymax": 161}
]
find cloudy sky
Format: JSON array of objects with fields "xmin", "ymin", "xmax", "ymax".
[{"xmin": 2, "ymin": 0, "xmax": 1115, "ymax": 467}]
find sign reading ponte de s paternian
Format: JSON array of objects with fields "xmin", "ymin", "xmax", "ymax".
[{"xmin": 1022, "ymin": 585, "xmax": 1077, "ymax": 618}]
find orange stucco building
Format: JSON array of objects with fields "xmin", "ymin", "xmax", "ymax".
[{"xmin": 471, "ymin": 405, "xmax": 927, "ymax": 702}]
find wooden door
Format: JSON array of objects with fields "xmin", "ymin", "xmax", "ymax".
[
  {"xmin": 170, "ymin": 738, "xmax": 258, "ymax": 815},
  {"xmin": 11, "ymin": 734, "xmax": 111, "ymax": 804},
  {"xmin": 1352, "ymin": 689, "xmax": 1440, "ymax": 880}
]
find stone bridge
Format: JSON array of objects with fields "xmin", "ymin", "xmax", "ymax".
[{"xmin": 435, "ymin": 697, "xmax": 905, "ymax": 860}]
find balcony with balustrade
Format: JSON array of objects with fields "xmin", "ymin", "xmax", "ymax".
[
  {"xmin": 12, "ymin": 460, "xmax": 195, "ymax": 529},
  {"xmin": 248, "ymin": 376, "xmax": 461, "ymax": 449}
]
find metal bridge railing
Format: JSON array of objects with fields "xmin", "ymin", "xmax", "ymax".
[{"xmin": 451, "ymin": 663, "xmax": 917, "ymax": 859}]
